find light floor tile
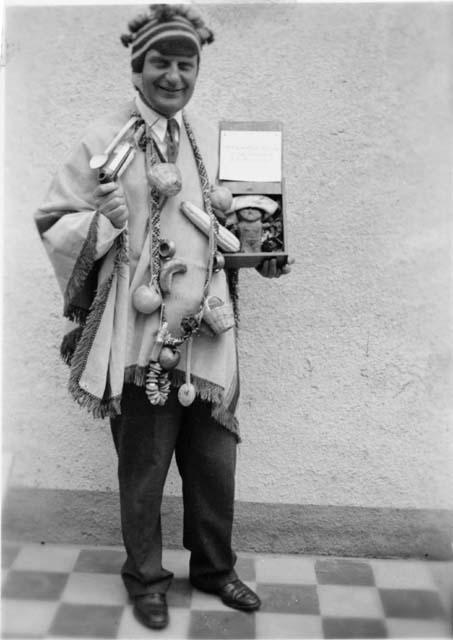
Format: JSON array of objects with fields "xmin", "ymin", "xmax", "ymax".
[
  {"xmin": 2, "ymin": 544, "xmax": 20, "ymax": 569},
  {"xmin": 61, "ymin": 571, "xmax": 129, "ymax": 605},
  {"xmin": 12, "ymin": 544, "xmax": 79, "ymax": 573},
  {"xmin": 386, "ymin": 617, "xmax": 452, "ymax": 638},
  {"xmin": 429, "ymin": 562, "xmax": 453, "ymax": 621},
  {"xmin": 162, "ymin": 549, "xmax": 190, "ymax": 579},
  {"xmin": 317, "ymin": 585, "xmax": 384, "ymax": 618},
  {"xmin": 255, "ymin": 555, "xmax": 316, "ymax": 584},
  {"xmin": 235, "ymin": 556, "xmax": 256, "ymax": 582},
  {"xmin": 255, "ymin": 612, "xmax": 323, "ymax": 639},
  {"xmin": 2, "ymin": 599, "xmax": 59, "ymax": 636},
  {"xmin": 117, "ymin": 604, "xmax": 191, "ymax": 638},
  {"xmin": 370, "ymin": 560, "xmax": 438, "ymax": 590}
]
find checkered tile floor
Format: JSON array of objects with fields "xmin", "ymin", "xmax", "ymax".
[{"xmin": 2, "ymin": 542, "xmax": 452, "ymax": 638}]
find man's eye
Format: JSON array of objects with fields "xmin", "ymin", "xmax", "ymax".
[
  {"xmin": 149, "ymin": 59, "xmax": 167, "ymax": 68},
  {"xmin": 179, "ymin": 64, "xmax": 193, "ymax": 71}
]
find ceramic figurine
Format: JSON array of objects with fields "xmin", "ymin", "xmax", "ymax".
[
  {"xmin": 226, "ymin": 194, "xmax": 282, "ymax": 254},
  {"xmin": 237, "ymin": 207, "xmax": 263, "ymax": 253}
]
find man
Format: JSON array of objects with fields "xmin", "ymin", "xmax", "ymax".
[{"xmin": 35, "ymin": 5, "xmax": 292, "ymax": 631}]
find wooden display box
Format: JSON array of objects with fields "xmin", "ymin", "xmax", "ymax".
[{"xmin": 218, "ymin": 121, "xmax": 288, "ymax": 269}]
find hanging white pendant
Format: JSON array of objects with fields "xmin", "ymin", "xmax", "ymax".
[{"xmin": 178, "ymin": 383, "xmax": 196, "ymax": 407}]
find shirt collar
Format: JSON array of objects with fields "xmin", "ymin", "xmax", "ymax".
[{"xmin": 135, "ymin": 93, "xmax": 183, "ymax": 142}]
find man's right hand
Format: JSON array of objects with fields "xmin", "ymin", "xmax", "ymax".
[{"xmin": 94, "ymin": 182, "xmax": 128, "ymax": 228}]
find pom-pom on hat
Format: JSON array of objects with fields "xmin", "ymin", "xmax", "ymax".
[{"xmin": 121, "ymin": 4, "xmax": 214, "ymax": 72}]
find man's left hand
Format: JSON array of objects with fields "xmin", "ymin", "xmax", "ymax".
[{"xmin": 256, "ymin": 257, "xmax": 295, "ymax": 278}]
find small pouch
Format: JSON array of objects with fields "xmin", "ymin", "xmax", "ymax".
[{"xmin": 202, "ymin": 296, "xmax": 235, "ymax": 335}]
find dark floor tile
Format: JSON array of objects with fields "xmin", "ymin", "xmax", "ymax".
[
  {"xmin": 257, "ymin": 583, "xmax": 319, "ymax": 614},
  {"xmin": 73, "ymin": 549, "xmax": 125, "ymax": 574},
  {"xmin": 49, "ymin": 603, "xmax": 123, "ymax": 637},
  {"xmin": 2, "ymin": 570, "xmax": 68, "ymax": 600},
  {"xmin": 315, "ymin": 558, "xmax": 375, "ymax": 586},
  {"xmin": 189, "ymin": 610, "xmax": 255, "ymax": 639},
  {"xmin": 323, "ymin": 617, "xmax": 387, "ymax": 639},
  {"xmin": 168, "ymin": 577, "xmax": 192, "ymax": 607},
  {"xmin": 380, "ymin": 588, "xmax": 446, "ymax": 619},
  {"xmin": 2, "ymin": 545, "xmax": 21, "ymax": 569},
  {"xmin": 2, "ymin": 635, "xmax": 44, "ymax": 639},
  {"xmin": 235, "ymin": 556, "xmax": 256, "ymax": 581}
]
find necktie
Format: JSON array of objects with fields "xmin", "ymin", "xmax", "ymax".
[{"xmin": 165, "ymin": 118, "xmax": 179, "ymax": 162}]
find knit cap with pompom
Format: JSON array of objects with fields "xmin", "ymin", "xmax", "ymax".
[{"xmin": 120, "ymin": 4, "xmax": 214, "ymax": 73}]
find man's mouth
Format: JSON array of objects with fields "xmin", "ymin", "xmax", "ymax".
[{"xmin": 158, "ymin": 86, "xmax": 184, "ymax": 93}]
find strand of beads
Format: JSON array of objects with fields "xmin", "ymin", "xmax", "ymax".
[{"xmin": 145, "ymin": 362, "xmax": 171, "ymax": 405}]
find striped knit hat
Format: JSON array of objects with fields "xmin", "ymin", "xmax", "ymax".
[{"xmin": 121, "ymin": 4, "xmax": 214, "ymax": 73}]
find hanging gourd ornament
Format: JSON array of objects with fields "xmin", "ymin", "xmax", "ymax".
[
  {"xmin": 213, "ymin": 252, "xmax": 225, "ymax": 273},
  {"xmin": 158, "ymin": 346, "xmax": 181, "ymax": 370},
  {"xmin": 159, "ymin": 259, "xmax": 187, "ymax": 295},
  {"xmin": 159, "ymin": 239, "xmax": 176, "ymax": 260},
  {"xmin": 178, "ymin": 383, "xmax": 196, "ymax": 406},
  {"xmin": 132, "ymin": 283, "xmax": 162, "ymax": 314},
  {"xmin": 147, "ymin": 162, "xmax": 182, "ymax": 196},
  {"xmin": 210, "ymin": 185, "xmax": 233, "ymax": 213}
]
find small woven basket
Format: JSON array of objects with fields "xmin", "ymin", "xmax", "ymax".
[{"xmin": 202, "ymin": 296, "xmax": 235, "ymax": 334}]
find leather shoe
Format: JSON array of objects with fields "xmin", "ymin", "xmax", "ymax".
[
  {"xmin": 216, "ymin": 579, "xmax": 261, "ymax": 612},
  {"xmin": 133, "ymin": 593, "xmax": 169, "ymax": 630}
]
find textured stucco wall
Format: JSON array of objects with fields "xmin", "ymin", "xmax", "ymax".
[{"xmin": 4, "ymin": 4, "xmax": 453, "ymax": 509}]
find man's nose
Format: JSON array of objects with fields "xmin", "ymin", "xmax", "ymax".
[{"xmin": 165, "ymin": 63, "xmax": 181, "ymax": 84}]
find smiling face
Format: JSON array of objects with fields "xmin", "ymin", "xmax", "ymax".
[{"xmin": 141, "ymin": 47, "xmax": 199, "ymax": 117}]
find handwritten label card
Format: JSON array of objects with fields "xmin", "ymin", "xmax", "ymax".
[{"xmin": 219, "ymin": 129, "xmax": 282, "ymax": 182}]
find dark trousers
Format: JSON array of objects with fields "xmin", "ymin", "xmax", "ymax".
[{"xmin": 110, "ymin": 384, "xmax": 238, "ymax": 596}]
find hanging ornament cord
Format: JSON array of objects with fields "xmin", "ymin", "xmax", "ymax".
[
  {"xmin": 185, "ymin": 337, "xmax": 193, "ymax": 385},
  {"xmin": 177, "ymin": 336, "xmax": 196, "ymax": 406},
  {"xmin": 137, "ymin": 113, "xmax": 219, "ymax": 405},
  {"xmin": 145, "ymin": 130, "xmax": 164, "ymax": 292},
  {"xmin": 145, "ymin": 114, "xmax": 219, "ymax": 347}
]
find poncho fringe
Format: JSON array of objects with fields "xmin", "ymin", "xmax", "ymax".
[{"xmin": 121, "ymin": 366, "xmax": 240, "ymax": 440}]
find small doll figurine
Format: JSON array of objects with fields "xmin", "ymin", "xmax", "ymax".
[
  {"xmin": 226, "ymin": 194, "xmax": 280, "ymax": 253},
  {"xmin": 237, "ymin": 207, "xmax": 263, "ymax": 253}
]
